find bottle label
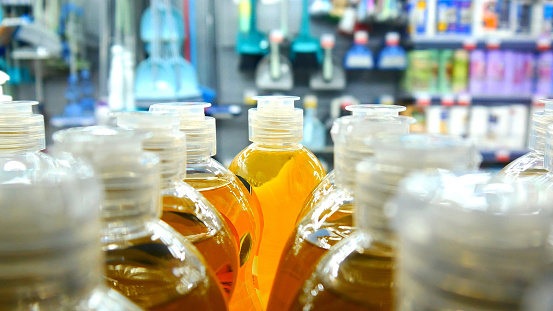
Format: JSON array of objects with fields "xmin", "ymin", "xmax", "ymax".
[
  {"xmin": 471, "ymin": 60, "xmax": 486, "ymax": 79},
  {"xmin": 490, "ymin": 62, "xmax": 505, "ymax": 81},
  {"xmin": 345, "ymin": 55, "xmax": 373, "ymax": 69}
]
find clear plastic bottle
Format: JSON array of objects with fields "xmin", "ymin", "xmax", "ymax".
[
  {"xmin": 268, "ymin": 105, "xmax": 414, "ymax": 311},
  {"xmin": 0, "ymin": 105, "xmax": 142, "ymax": 310},
  {"xmin": 290, "ymin": 134, "xmax": 482, "ymax": 310},
  {"xmin": 149, "ymin": 102, "xmax": 263, "ymax": 311},
  {"xmin": 53, "ymin": 126, "xmax": 228, "ymax": 311},
  {"xmin": 301, "ymin": 95, "xmax": 326, "ymax": 150},
  {"xmin": 393, "ymin": 171, "xmax": 553, "ymax": 310},
  {"xmin": 499, "ymin": 99, "xmax": 553, "ymax": 180},
  {"xmin": 296, "ymin": 104, "xmax": 410, "ymax": 224},
  {"xmin": 228, "ymin": 96, "xmax": 325, "ymax": 307},
  {"xmin": 115, "ymin": 111, "xmax": 240, "ymax": 299}
]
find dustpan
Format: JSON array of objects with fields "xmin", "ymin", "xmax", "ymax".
[
  {"xmin": 135, "ymin": 0, "xmax": 176, "ymax": 102},
  {"xmin": 255, "ymin": 30, "xmax": 293, "ymax": 91},
  {"xmin": 164, "ymin": 0, "xmax": 201, "ymax": 99},
  {"xmin": 140, "ymin": 0, "xmax": 185, "ymax": 54},
  {"xmin": 237, "ymin": 0, "xmax": 269, "ymax": 70},
  {"xmin": 310, "ymin": 34, "xmax": 346, "ymax": 90},
  {"xmin": 290, "ymin": 0, "xmax": 322, "ymax": 69}
]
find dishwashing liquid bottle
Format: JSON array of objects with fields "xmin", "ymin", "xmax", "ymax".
[
  {"xmin": 289, "ymin": 134, "xmax": 481, "ymax": 310},
  {"xmin": 268, "ymin": 105, "xmax": 413, "ymax": 311},
  {"xmin": 228, "ymin": 96, "xmax": 325, "ymax": 307},
  {"xmin": 53, "ymin": 126, "xmax": 228, "ymax": 311},
  {"xmin": 115, "ymin": 111, "xmax": 240, "ymax": 299},
  {"xmin": 149, "ymin": 102, "xmax": 262, "ymax": 311}
]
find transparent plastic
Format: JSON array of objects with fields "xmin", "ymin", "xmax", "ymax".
[
  {"xmin": 148, "ymin": 103, "xmax": 263, "ymax": 310},
  {"xmin": 301, "ymin": 96, "xmax": 326, "ymax": 150},
  {"xmin": 289, "ymin": 134, "xmax": 482, "ymax": 310},
  {"xmin": 0, "ymin": 101, "xmax": 45, "ymax": 154},
  {"xmin": 295, "ymin": 104, "xmax": 407, "ymax": 223},
  {"xmin": 53, "ymin": 126, "xmax": 228, "ymax": 310},
  {"xmin": 393, "ymin": 171, "xmax": 553, "ymax": 310},
  {"xmin": 0, "ymin": 150, "xmax": 141, "ymax": 310},
  {"xmin": 114, "ymin": 111, "xmax": 240, "ymax": 299},
  {"xmin": 229, "ymin": 96, "xmax": 325, "ymax": 307},
  {"xmin": 499, "ymin": 99, "xmax": 553, "ymax": 179},
  {"xmin": 268, "ymin": 111, "xmax": 413, "ymax": 311}
]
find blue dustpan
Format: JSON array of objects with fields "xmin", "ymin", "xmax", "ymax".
[{"xmin": 140, "ymin": 1, "xmax": 185, "ymax": 54}]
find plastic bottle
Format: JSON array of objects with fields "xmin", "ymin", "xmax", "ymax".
[
  {"xmin": 344, "ymin": 31, "xmax": 373, "ymax": 70},
  {"xmin": 0, "ymin": 151, "xmax": 142, "ymax": 310},
  {"xmin": 148, "ymin": 103, "xmax": 264, "ymax": 311},
  {"xmin": 228, "ymin": 96, "xmax": 325, "ymax": 307},
  {"xmin": 114, "ymin": 111, "xmax": 240, "ymax": 301},
  {"xmin": 301, "ymin": 95, "xmax": 326, "ymax": 150},
  {"xmin": 469, "ymin": 49, "xmax": 487, "ymax": 95},
  {"xmin": 394, "ymin": 171, "xmax": 552, "ymax": 310},
  {"xmin": 504, "ymin": 50, "xmax": 517, "ymax": 94},
  {"xmin": 498, "ymin": 99, "xmax": 553, "ymax": 179},
  {"xmin": 289, "ymin": 134, "xmax": 482, "ymax": 310},
  {"xmin": 53, "ymin": 126, "xmax": 228, "ymax": 310},
  {"xmin": 377, "ymin": 32, "xmax": 407, "ymax": 70},
  {"xmin": 536, "ymin": 51, "xmax": 553, "ymax": 96},
  {"xmin": 451, "ymin": 49, "xmax": 469, "ymax": 93},
  {"xmin": 486, "ymin": 48, "xmax": 505, "ymax": 95},
  {"xmin": 267, "ymin": 105, "xmax": 414, "ymax": 311},
  {"xmin": 437, "ymin": 49, "xmax": 454, "ymax": 93}
]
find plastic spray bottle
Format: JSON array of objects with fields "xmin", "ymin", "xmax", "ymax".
[
  {"xmin": 114, "ymin": 111, "xmax": 240, "ymax": 301},
  {"xmin": 53, "ymin": 126, "xmax": 228, "ymax": 310},
  {"xmin": 290, "ymin": 134, "xmax": 481, "ymax": 310},
  {"xmin": 267, "ymin": 105, "xmax": 414, "ymax": 311},
  {"xmin": 301, "ymin": 95, "xmax": 326, "ymax": 150},
  {"xmin": 228, "ymin": 96, "xmax": 325, "ymax": 307},
  {"xmin": 499, "ymin": 99, "xmax": 553, "ymax": 179}
]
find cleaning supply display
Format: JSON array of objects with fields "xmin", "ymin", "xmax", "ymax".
[
  {"xmin": 499, "ymin": 99, "xmax": 553, "ymax": 179},
  {"xmin": 290, "ymin": 0, "xmax": 322, "ymax": 69},
  {"xmin": 149, "ymin": 102, "xmax": 263, "ymax": 311},
  {"xmin": 256, "ymin": 30, "xmax": 293, "ymax": 91},
  {"xmin": 267, "ymin": 105, "xmax": 414, "ymax": 311},
  {"xmin": 53, "ymin": 126, "xmax": 228, "ymax": 310},
  {"xmin": 394, "ymin": 171, "xmax": 552, "ymax": 310},
  {"xmin": 290, "ymin": 134, "xmax": 482, "ymax": 310},
  {"xmin": 228, "ymin": 96, "xmax": 325, "ymax": 308},
  {"xmin": 301, "ymin": 95, "xmax": 326, "ymax": 150},
  {"xmin": 114, "ymin": 111, "xmax": 239, "ymax": 300},
  {"xmin": 344, "ymin": 31, "xmax": 374, "ymax": 70},
  {"xmin": 237, "ymin": 0, "xmax": 269, "ymax": 71},
  {"xmin": 310, "ymin": 34, "xmax": 346, "ymax": 90},
  {"xmin": 0, "ymin": 151, "xmax": 141, "ymax": 310},
  {"xmin": 377, "ymin": 32, "xmax": 407, "ymax": 70}
]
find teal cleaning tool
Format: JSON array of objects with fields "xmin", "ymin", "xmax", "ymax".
[
  {"xmin": 135, "ymin": 0, "xmax": 176, "ymax": 102},
  {"xmin": 255, "ymin": 30, "xmax": 293, "ymax": 90},
  {"xmin": 237, "ymin": 0, "xmax": 269, "ymax": 71},
  {"xmin": 164, "ymin": 0, "xmax": 201, "ymax": 99},
  {"xmin": 309, "ymin": 0, "xmax": 332, "ymax": 16},
  {"xmin": 310, "ymin": 34, "xmax": 345, "ymax": 90},
  {"xmin": 344, "ymin": 31, "xmax": 373, "ymax": 70},
  {"xmin": 290, "ymin": 0, "xmax": 321, "ymax": 69}
]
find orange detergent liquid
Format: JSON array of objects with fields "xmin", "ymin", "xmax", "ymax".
[
  {"xmin": 229, "ymin": 144, "xmax": 325, "ymax": 307},
  {"xmin": 161, "ymin": 193, "xmax": 239, "ymax": 298},
  {"xmin": 186, "ymin": 176, "xmax": 263, "ymax": 311},
  {"xmin": 268, "ymin": 201, "xmax": 353, "ymax": 310},
  {"xmin": 104, "ymin": 232, "xmax": 228, "ymax": 311},
  {"xmin": 288, "ymin": 239, "xmax": 394, "ymax": 311},
  {"xmin": 295, "ymin": 171, "xmax": 334, "ymax": 224}
]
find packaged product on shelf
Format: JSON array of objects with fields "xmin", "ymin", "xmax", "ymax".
[
  {"xmin": 496, "ymin": 0, "xmax": 514, "ymax": 33},
  {"xmin": 523, "ymin": 52, "xmax": 536, "ymax": 95},
  {"xmin": 504, "ymin": 50, "xmax": 517, "ymax": 94},
  {"xmin": 539, "ymin": 1, "xmax": 553, "ymax": 35},
  {"xmin": 404, "ymin": 50, "xmax": 438, "ymax": 93},
  {"xmin": 436, "ymin": 0, "xmax": 454, "ymax": 33},
  {"xmin": 301, "ymin": 95, "xmax": 327, "ymax": 150},
  {"xmin": 452, "ymin": 49, "xmax": 469, "ymax": 93},
  {"xmin": 486, "ymin": 49, "xmax": 506, "ymax": 95},
  {"xmin": 515, "ymin": 0, "xmax": 534, "ymax": 34},
  {"xmin": 408, "ymin": 0, "xmax": 429, "ymax": 35},
  {"xmin": 378, "ymin": 32, "xmax": 407, "ymax": 70},
  {"xmin": 472, "ymin": 0, "xmax": 500, "ymax": 36},
  {"xmin": 448, "ymin": 94, "xmax": 471, "ymax": 137},
  {"xmin": 509, "ymin": 104, "xmax": 529, "ymax": 149},
  {"xmin": 425, "ymin": 105, "xmax": 446, "ymax": 134},
  {"xmin": 469, "ymin": 49, "xmax": 487, "ymax": 95},
  {"xmin": 469, "ymin": 105, "xmax": 490, "ymax": 148},
  {"xmin": 438, "ymin": 50, "xmax": 454, "ymax": 93},
  {"xmin": 536, "ymin": 51, "xmax": 553, "ymax": 96},
  {"xmin": 487, "ymin": 105, "xmax": 512, "ymax": 149},
  {"xmin": 456, "ymin": 0, "xmax": 472, "ymax": 33},
  {"xmin": 403, "ymin": 105, "xmax": 427, "ymax": 133}
]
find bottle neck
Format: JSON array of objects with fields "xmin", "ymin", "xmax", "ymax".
[
  {"xmin": 186, "ymin": 149, "xmax": 212, "ymax": 163},
  {"xmin": 334, "ymin": 144, "xmax": 373, "ymax": 191},
  {"xmin": 253, "ymin": 142, "xmax": 301, "ymax": 150}
]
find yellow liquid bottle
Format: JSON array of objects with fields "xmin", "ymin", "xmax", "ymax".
[
  {"xmin": 116, "ymin": 111, "xmax": 240, "ymax": 299},
  {"xmin": 395, "ymin": 172, "xmax": 552, "ymax": 310},
  {"xmin": 228, "ymin": 96, "xmax": 325, "ymax": 307},
  {"xmin": 53, "ymin": 126, "xmax": 228, "ymax": 310},
  {"xmin": 289, "ymin": 134, "xmax": 482, "ymax": 310},
  {"xmin": 498, "ymin": 100, "xmax": 553, "ymax": 180},
  {"xmin": 269, "ymin": 106, "xmax": 413, "ymax": 310},
  {"xmin": 150, "ymin": 103, "xmax": 263, "ymax": 311}
]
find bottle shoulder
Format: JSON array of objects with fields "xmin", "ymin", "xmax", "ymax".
[
  {"xmin": 0, "ymin": 152, "xmax": 59, "ymax": 184},
  {"xmin": 500, "ymin": 152, "xmax": 548, "ymax": 179},
  {"xmin": 79, "ymin": 287, "xmax": 143, "ymax": 311}
]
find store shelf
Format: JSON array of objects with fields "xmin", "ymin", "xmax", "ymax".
[
  {"xmin": 408, "ymin": 35, "xmax": 546, "ymax": 50},
  {"xmin": 50, "ymin": 115, "xmax": 96, "ymax": 128},
  {"xmin": 401, "ymin": 93, "xmax": 541, "ymax": 105}
]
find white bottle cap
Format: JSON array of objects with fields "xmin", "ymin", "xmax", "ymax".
[
  {"xmin": 0, "ymin": 70, "xmax": 13, "ymax": 101},
  {"xmin": 0, "ymin": 101, "xmax": 45, "ymax": 153},
  {"xmin": 149, "ymin": 102, "xmax": 216, "ymax": 161},
  {"xmin": 248, "ymin": 96, "xmax": 303, "ymax": 144},
  {"xmin": 345, "ymin": 104, "xmax": 406, "ymax": 117}
]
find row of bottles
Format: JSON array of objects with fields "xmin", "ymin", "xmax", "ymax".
[{"xmin": 3, "ymin": 88, "xmax": 553, "ymax": 310}]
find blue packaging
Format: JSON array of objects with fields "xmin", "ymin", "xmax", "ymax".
[
  {"xmin": 413, "ymin": 0, "xmax": 428, "ymax": 35},
  {"xmin": 437, "ymin": 0, "xmax": 450, "ymax": 33},
  {"xmin": 543, "ymin": 3, "xmax": 553, "ymax": 34},
  {"xmin": 516, "ymin": 1, "xmax": 532, "ymax": 34}
]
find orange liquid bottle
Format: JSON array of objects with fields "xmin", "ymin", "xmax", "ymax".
[
  {"xmin": 228, "ymin": 96, "xmax": 325, "ymax": 307},
  {"xmin": 268, "ymin": 105, "xmax": 413, "ymax": 310},
  {"xmin": 150, "ymin": 102, "xmax": 263, "ymax": 311},
  {"xmin": 53, "ymin": 126, "xmax": 228, "ymax": 310},
  {"xmin": 289, "ymin": 134, "xmax": 482, "ymax": 311},
  {"xmin": 116, "ymin": 112, "xmax": 240, "ymax": 299}
]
